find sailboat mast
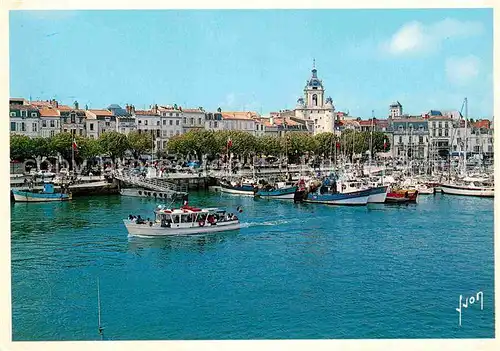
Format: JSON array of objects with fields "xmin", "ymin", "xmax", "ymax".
[{"xmin": 464, "ymin": 97, "xmax": 468, "ymax": 176}]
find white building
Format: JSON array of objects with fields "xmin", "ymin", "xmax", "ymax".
[
  {"xmin": 221, "ymin": 111, "xmax": 257, "ymax": 134},
  {"xmin": 157, "ymin": 106, "xmax": 183, "ymax": 149},
  {"xmin": 39, "ymin": 106, "xmax": 61, "ymax": 138},
  {"xmin": 181, "ymin": 108, "xmax": 206, "ymax": 133},
  {"xmin": 9, "ymin": 102, "xmax": 41, "ymax": 137},
  {"xmin": 293, "ymin": 62, "xmax": 336, "ymax": 134},
  {"xmin": 85, "ymin": 109, "xmax": 116, "ymax": 139},
  {"xmin": 205, "ymin": 110, "xmax": 224, "ymax": 131}
]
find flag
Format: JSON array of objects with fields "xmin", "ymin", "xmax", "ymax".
[
  {"xmin": 336, "ymin": 142, "xmax": 340, "ymax": 149},
  {"xmin": 72, "ymin": 139, "xmax": 78, "ymax": 151},
  {"xmin": 227, "ymin": 137, "xmax": 233, "ymax": 149},
  {"xmin": 383, "ymin": 138, "xmax": 387, "ymax": 150}
]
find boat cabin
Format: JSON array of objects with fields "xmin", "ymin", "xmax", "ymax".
[{"xmin": 152, "ymin": 205, "xmax": 237, "ymax": 228}]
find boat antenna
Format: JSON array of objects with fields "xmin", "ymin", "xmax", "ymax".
[{"xmin": 97, "ymin": 277, "xmax": 104, "ymax": 340}]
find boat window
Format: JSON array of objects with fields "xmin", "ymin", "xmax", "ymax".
[
  {"xmin": 138, "ymin": 191, "xmax": 142, "ymax": 195},
  {"xmin": 173, "ymin": 215, "xmax": 180, "ymax": 223},
  {"xmin": 181, "ymin": 214, "xmax": 190, "ymax": 223}
]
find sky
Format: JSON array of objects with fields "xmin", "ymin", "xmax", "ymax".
[{"xmin": 9, "ymin": 9, "xmax": 493, "ymax": 119}]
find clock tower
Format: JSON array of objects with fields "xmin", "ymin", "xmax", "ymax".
[{"xmin": 304, "ymin": 59, "xmax": 324, "ymax": 108}]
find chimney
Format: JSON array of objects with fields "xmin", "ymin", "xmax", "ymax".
[{"xmin": 74, "ymin": 101, "xmax": 79, "ymax": 110}]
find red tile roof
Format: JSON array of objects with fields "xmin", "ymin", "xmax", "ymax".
[
  {"xmin": 39, "ymin": 107, "xmax": 60, "ymax": 117},
  {"xmin": 88, "ymin": 109, "xmax": 114, "ymax": 116},
  {"xmin": 472, "ymin": 120, "xmax": 490, "ymax": 129},
  {"xmin": 134, "ymin": 110, "xmax": 156, "ymax": 116},
  {"xmin": 221, "ymin": 111, "xmax": 258, "ymax": 120}
]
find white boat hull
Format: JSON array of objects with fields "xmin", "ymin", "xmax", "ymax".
[
  {"xmin": 305, "ymin": 195, "xmax": 369, "ymax": 206},
  {"xmin": 368, "ymin": 191, "xmax": 387, "ymax": 203},
  {"xmin": 258, "ymin": 193, "xmax": 296, "ymax": 199},
  {"xmin": 441, "ymin": 184, "xmax": 494, "ymax": 197},
  {"xmin": 219, "ymin": 187, "xmax": 255, "ymax": 196},
  {"xmin": 120, "ymin": 188, "xmax": 177, "ymax": 200},
  {"xmin": 123, "ymin": 220, "xmax": 241, "ymax": 237}
]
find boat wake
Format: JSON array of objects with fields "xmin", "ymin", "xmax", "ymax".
[{"xmin": 240, "ymin": 219, "xmax": 293, "ymax": 228}]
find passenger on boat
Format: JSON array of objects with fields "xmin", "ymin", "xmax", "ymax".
[{"xmin": 136, "ymin": 215, "xmax": 145, "ymax": 224}]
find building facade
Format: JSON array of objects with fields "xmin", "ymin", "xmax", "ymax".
[
  {"xmin": 9, "ymin": 103, "xmax": 41, "ymax": 137},
  {"xmin": 389, "ymin": 118, "xmax": 430, "ymax": 159}
]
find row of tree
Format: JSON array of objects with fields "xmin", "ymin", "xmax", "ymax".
[
  {"xmin": 10, "ymin": 129, "xmax": 390, "ymax": 164},
  {"xmin": 10, "ymin": 131, "xmax": 154, "ymax": 163}
]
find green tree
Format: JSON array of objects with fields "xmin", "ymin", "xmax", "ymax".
[
  {"xmin": 10, "ymin": 134, "xmax": 32, "ymax": 161},
  {"xmin": 127, "ymin": 131, "xmax": 153, "ymax": 158},
  {"xmin": 49, "ymin": 132, "xmax": 74, "ymax": 161},
  {"xmin": 98, "ymin": 131, "xmax": 129, "ymax": 160}
]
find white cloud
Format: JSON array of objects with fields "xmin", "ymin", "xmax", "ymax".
[
  {"xmin": 383, "ymin": 18, "xmax": 484, "ymax": 56},
  {"xmin": 445, "ymin": 55, "xmax": 480, "ymax": 86}
]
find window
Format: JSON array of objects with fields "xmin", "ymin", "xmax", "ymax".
[
  {"xmin": 42, "ymin": 120, "xmax": 47, "ymax": 127},
  {"xmin": 162, "ymin": 130, "xmax": 167, "ymax": 137},
  {"xmin": 433, "ymin": 129, "xmax": 436, "ymax": 137},
  {"xmin": 183, "ymin": 117, "xmax": 187, "ymax": 124},
  {"xmin": 190, "ymin": 118, "xmax": 194, "ymax": 126},
  {"xmin": 162, "ymin": 120, "xmax": 166, "ymax": 125},
  {"xmin": 145, "ymin": 120, "xmax": 148, "ymax": 126},
  {"xmin": 32, "ymin": 123, "xmax": 37, "ymax": 132},
  {"xmin": 419, "ymin": 126, "xmax": 423, "ymax": 131},
  {"xmin": 209, "ymin": 121, "xmax": 213, "ymax": 128},
  {"xmin": 438, "ymin": 129, "xmax": 442, "ymax": 137},
  {"xmin": 169, "ymin": 120, "xmax": 173, "ymax": 126},
  {"xmin": 488, "ymin": 145, "xmax": 492, "ymax": 152},
  {"xmin": 419, "ymin": 136, "xmax": 423, "ymax": 143},
  {"xmin": 170, "ymin": 113, "xmax": 173, "ymax": 117},
  {"xmin": 31, "ymin": 113, "xmax": 37, "ymax": 117},
  {"xmin": 214, "ymin": 121, "xmax": 218, "ymax": 128},
  {"xmin": 10, "ymin": 112, "xmax": 15, "ymax": 117},
  {"xmin": 398, "ymin": 126, "xmax": 403, "ymax": 132},
  {"xmin": 176, "ymin": 113, "xmax": 179, "ymax": 117},
  {"xmin": 50, "ymin": 130, "xmax": 55, "ymax": 137},
  {"xmin": 438, "ymin": 122, "xmax": 442, "ymax": 128},
  {"xmin": 198, "ymin": 118, "xmax": 202, "ymax": 125},
  {"xmin": 21, "ymin": 122, "xmax": 25, "ymax": 131},
  {"xmin": 157, "ymin": 121, "xmax": 160, "ymax": 126},
  {"xmin": 64, "ymin": 129, "xmax": 68, "ymax": 133},
  {"xmin": 105, "ymin": 122, "xmax": 110, "ymax": 127},
  {"xmin": 176, "ymin": 120, "xmax": 180, "ymax": 126},
  {"xmin": 444, "ymin": 129, "xmax": 449, "ymax": 137},
  {"xmin": 156, "ymin": 130, "xmax": 160, "ymax": 137},
  {"xmin": 90, "ymin": 123, "xmax": 94, "ymax": 131},
  {"xmin": 399, "ymin": 136, "xmax": 402, "ymax": 143},
  {"xmin": 79, "ymin": 129, "xmax": 83, "ymax": 136},
  {"xmin": 138, "ymin": 120, "xmax": 142, "ymax": 124},
  {"xmin": 169, "ymin": 130, "xmax": 174, "ymax": 136},
  {"xmin": 70, "ymin": 113, "xmax": 76, "ymax": 123},
  {"xmin": 21, "ymin": 110, "xmax": 27, "ymax": 117},
  {"xmin": 10, "ymin": 122, "xmax": 16, "ymax": 131}
]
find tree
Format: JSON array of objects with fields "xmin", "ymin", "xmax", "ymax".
[
  {"xmin": 10, "ymin": 134, "xmax": 32, "ymax": 161},
  {"xmin": 98, "ymin": 131, "xmax": 129, "ymax": 161},
  {"xmin": 127, "ymin": 131, "xmax": 153, "ymax": 158},
  {"xmin": 49, "ymin": 132, "xmax": 74, "ymax": 161}
]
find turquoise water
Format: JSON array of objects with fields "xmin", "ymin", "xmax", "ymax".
[{"xmin": 11, "ymin": 192, "xmax": 495, "ymax": 340}]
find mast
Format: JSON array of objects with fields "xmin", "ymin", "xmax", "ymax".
[
  {"xmin": 369, "ymin": 110, "xmax": 374, "ymax": 173},
  {"xmin": 463, "ymin": 97, "xmax": 468, "ymax": 176},
  {"xmin": 97, "ymin": 278, "xmax": 104, "ymax": 340}
]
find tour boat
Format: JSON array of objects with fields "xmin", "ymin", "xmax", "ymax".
[
  {"xmin": 219, "ymin": 178, "xmax": 257, "ymax": 196},
  {"xmin": 12, "ymin": 182, "xmax": 72, "ymax": 202},
  {"xmin": 441, "ymin": 179, "xmax": 494, "ymax": 198},
  {"xmin": 123, "ymin": 204, "xmax": 242, "ymax": 237}
]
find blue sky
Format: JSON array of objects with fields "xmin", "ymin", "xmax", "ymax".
[{"xmin": 9, "ymin": 9, "xmax": 493, "ymax": 118}]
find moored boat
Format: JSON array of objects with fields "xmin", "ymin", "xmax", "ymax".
[
  {"xmin": 123, "ymin": 204, "xmax": 242, "ymax": 237},
  {"xmin": 12, "ymin": 182, "xmax": 72, "ymax": 202},
  {"xmin": 385, "ymin": 189, "xmax": 418, "ymax": 204},
  {"xmin": 441, "ymin": 181, "xmax": 494, "ymax": 197},
  {"xmin": 254, "ymin": 181, "xmax": 299, "ymax": 200},
  {"xmin": 304, "ymin": 187, "xmax": 371, "ymax": 206},
  {"xmin": 219, "ymin": 178, "xmax": 257, "ymax": 196}
]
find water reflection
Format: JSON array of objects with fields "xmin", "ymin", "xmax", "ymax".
[{"xmin": 127, "ymin": 231, "xmax": 238, "ymax": 254}]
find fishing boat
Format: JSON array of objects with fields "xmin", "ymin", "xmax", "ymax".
[
  {"xmin": 255, "ymin": 182, "xmax": 298, "ymax": 200},
  {"xmin": 337, "ymin": 178, "xmax": 389, "ymax": 204},
  {"xmin": 219, "ymin": 178, "xmax": 257, "ymax": 196},
  {"xmin": 441, "ymin": 178, "xmax": 494, "ymax": 197},
  {"xmin": 12, "ymin": 182, "xmax": 72, "ymax": 202},
  {"xmin": 385, "ymin": 189, "xmax": 418, "ymax": 204},
  {"xmin": 123, "ymin": 204, "xmax": 242, "ymax": 237},
  {"xmin": 304, "ymin": 187, "xmax": 371, "ymax": 206}
]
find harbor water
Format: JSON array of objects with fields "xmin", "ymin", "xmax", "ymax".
[{"xmin": 11, "ymin": 192, "xmax": 494, "ymax": 340}]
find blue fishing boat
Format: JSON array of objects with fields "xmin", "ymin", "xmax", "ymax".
[
  {"xmin": 255, "ymin": 183, "xmax": 298, "ymax": 200},
  {"xmin": 304, "ymin": 187, "xmax": 372, "ymax": 206},
  {"xmin": 12, "ymin": 182, "xmax": 72, "ymax": 202}
]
